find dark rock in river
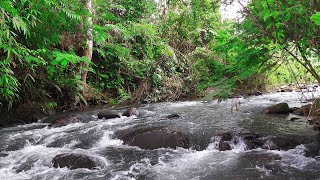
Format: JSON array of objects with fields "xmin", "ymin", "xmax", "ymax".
[
  {"xmin": 248, "ymin": 91, "xmax": 262, "ymax": 96},
  {"xmin": 97, "ymin": 110, "xmax": 120, "ymax": 119},
  {"xmin": 233, "ymin": 132, "xmax": 264, "ymax": 150},
  {"xmin": 52, "ymin": 153, "xmax": 97, "ymax": 170},
  {"xmin": 121, "ymin": 128, "xmax": 190, "ymax": 150},
  {"xmin": 122, "ymin": 107, "xmax": 139, "ymax": 117},
  {"xmin": 304, "ymin": 143, "xmax": 320, "ymax": 157},
  {"xmin": 239, "ymin": 133, "xmax": 263, "ymax": 150},
  {"xmin": 0, "ymin": 152, "xmax": 9, "ymax": 157},
  {"xmin": 262, "ymin": 137, "xmax": 311, "ymax": 150},
  {"xmin": 165, "ymin": 114, "xmax": 181, "ymax": 119},
  {"xmin": 293, "ymin": 99, "xmax": 320, "ymax": 117},
  {"xmin": 313, "ymin": 120, "xmax": 320, "ymax": 130},
  {"xmin": 48, "ymin": 114, "xmax": 83, "ymax": 128},
  {"xmin": 218, "ymin": 132, "xmax": 233, "ymax": 141},
  {"xmin": 292, "ymin": 104, "xmax": 311, "ymax": 116},
  {"xmin": 239, "ymin": 132, "xmax": 260, "ymax": 140},
  {"xmin": 218, "ymin": 142, "xmax": 231, "ymax": 151},
  {"xmin": 286, "ymin": 114, "xmax": 303, "ymax": 121},
  {"xmin": 263, "ymin": 102, "xmax": 290, "ymax": 114},
  {"xmin": 289, "ymin": 107, "xmax": 299, "ymax": 113}
]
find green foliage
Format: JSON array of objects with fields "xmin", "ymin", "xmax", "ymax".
[
  {"xmin": 0, "ymin": 0, "xmax": 85, "ymax": 110},
  {"xmin": 311, "ymin": 12, "xmax": 320, "ymax": 25},
  {"xmin": 267, "ymin": 60, "xmax": 316, "ymax": 87},
  {"xmin": 4, "ymin": 0, "xmax": 318, "ymax": 115},
  {"xmin": 202, "ymin": 0, "xmax": 320, "ymax": 99}
]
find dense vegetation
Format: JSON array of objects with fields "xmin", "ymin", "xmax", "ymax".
[{"xmin": 0, "ymin": 0, "xmax": 319, "ymax": 123}]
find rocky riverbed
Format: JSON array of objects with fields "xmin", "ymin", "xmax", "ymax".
[{"xmin": 0, "ymin": 91, "xmax": 320, "ymax": 179}]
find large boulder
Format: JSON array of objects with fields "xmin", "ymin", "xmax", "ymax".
[
  {"xmin": 121, "ymin": 128, "xmax": 190, "ymax": 150},
  {"xmin": 263, "ymin": 102, "xmax": 290, "ymax": 114},
  {"xmin": 97, "ymin": 110, "xmax": 120, "ymax": 119},
  {"xmin": 47, "ymin": 114, "xmax": 83, "ymax": 128},
  {"xmin": 122, "ymin": 108, "xmax": 140, "ymax": 117},
  {"xmin": 52, "ymin": 153, "xmax": 97, "ymax": 170}
]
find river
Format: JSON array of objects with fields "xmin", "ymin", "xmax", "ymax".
[{"xmin": 0, "ymin": 91, "xmax": 320, "ymax": 179}]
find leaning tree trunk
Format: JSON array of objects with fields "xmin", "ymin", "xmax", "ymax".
[{"xmin": 81, "ymin": 0, "xmax": 93, "ymax": 95}]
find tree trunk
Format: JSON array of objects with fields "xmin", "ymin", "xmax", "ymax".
[{"xmin": 81, "ymin": 0, "xmax": 93, "ymax": 95}]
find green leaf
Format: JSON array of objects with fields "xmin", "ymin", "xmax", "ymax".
[{"xmin": 311, "ymin": 12, "xmax": 320, "ymax": 26}]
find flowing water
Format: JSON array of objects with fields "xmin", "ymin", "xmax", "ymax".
[{"xmin": 1, "ymin": 91, "xmax": 320, "ymax": 180}]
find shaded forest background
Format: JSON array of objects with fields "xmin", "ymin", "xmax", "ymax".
[{"xmin": 0, "ymin": 0, "xmax": 319, "ymax": 122}]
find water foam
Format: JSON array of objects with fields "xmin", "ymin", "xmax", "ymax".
[{"xmin": 277, "ymin": 145, "xmax": 319, "ymax": 170}]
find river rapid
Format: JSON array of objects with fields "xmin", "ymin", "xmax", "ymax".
[{"xmin": 0, "ymin": 91, "xmax": 320, "ymax": 180}]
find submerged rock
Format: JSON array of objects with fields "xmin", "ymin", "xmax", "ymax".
[
  {"xmin": 241, "ymin": 152, "xmax": 281, "ymax": 162},
  {"xmin": 122, "ymin": 107, "xmax": 139, "ymax": 117},
  {"xmin": 289, "ymin": 107, "xmax": 300, "ymax": 113},
  {"xmin": 217, "ymin": 132, "xmax": 233, "ymax": 141},
  {"xmin": 0, "ymin": 152, "xmax": 8, "ymax": 157},
  {"xmin": 262, "ymin": 137, "xmax": 311, "ymax": 150},
  {"xmin": 165, "ymin": 114, "xmax": 181, "ymax": 119},
  {"xmin": 285, "ymin": 114, "xmax": 303, "ymax": 121},
  {"xmin": 218, "ymin": 142, "xmax": 231, "ymax": 151},
  {"xmin": 52, "ymin": 153, "xmax": 97, "ymax": 170},
  {"xmin": 238, "ymin": 132, "xmax": 263, "ymax": 150},
  {"xmin": 48, "ymin": 114, "xmax": 83, "ymax": 128},
  {"xmin": 239, "ymin": 132, "xmax": 260, "ymax": 140},
  {"xmin": 304, "ymin": 143, "xmax": 320, "ymax": 157},
  {"xmin": 263, "ymin": 102, "xmax": 290, "ymax": 114},
  {"xmin": 97, "ymin": 110, "xmax": 120, "ymax": 119},
  {"xmin": 121, "ymin": 128, "xmax": 190, "ymax": 150}
]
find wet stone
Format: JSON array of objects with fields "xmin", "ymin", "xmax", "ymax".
[
  {"xmin": 48, "ymin": 114, "xmax": 84, "ymax": 128},
  {"xmin": 213, "ymin": 132, "xmax": 233, "ymax": 141},
  {"xmin": 263, "ymin": 103, "xmax": 290, "ymax": 114},
  {"xmin": 122, "ymin": 108, "xmax": 140, "ymax": 117},
  {"xmin": 262, "ymin": 137, "xmax": 311, "ymax": 151},
  {"xmin": 121, "ymin": 128, "xmax": 190, "ymax": 150},
  {"xmin": 52, "ymin": 153, "xmax": 97, "ymax": 170},
  {"xmin": 239, "ymin": 132, "xmax": 260, "ymax": 140},
  {"xmin": 165, "ymin": 114, "xmax": 181, "ymax": 119},
  {"xmin": 292, "ymin": 104, "xmax": 311, "ymax": 116},
  {"xmin": 97, "ymin": 110, "xmax": 120, "ymax": 119},
  {"xmin": 304, "ymin": 143, "xmax": 320, "ymax": 157},
  {"xmin": 0, "ymin": 152, "xmax": 8, "ymax": 157},
  {"xmin": 218, "ymin": 142, "xmax": 231, "ymax": 151}
]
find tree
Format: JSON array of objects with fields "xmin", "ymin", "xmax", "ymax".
[
  {"xmin": 80, "ymin": 0, "xmax": 93, "ymax": 95},
  {"xmin": 238, "ymin": 0, "xmax": 320, "ymax": 82}
]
